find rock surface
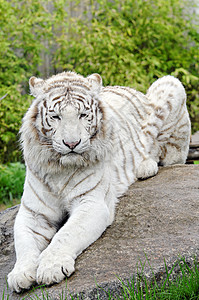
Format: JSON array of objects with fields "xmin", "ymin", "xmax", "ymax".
[
  {"xmin": 188, "ymin": 131, "xmax": 199, "ymax": 161},
  {"xmin": 0, "ymin": 165, "xmax": 199, "ymax": 299}
]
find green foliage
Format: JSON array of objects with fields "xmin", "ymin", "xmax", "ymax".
[
  {"xmin": 0, "ymin": 0, "xmax": 52, "ymax": 86},
  {"xmin": 0, "ymin": 0, "xmax": 52, "ymax": 163},
  {"xmin": 0, "ymin": 88, "xmax": 32, "ymax": 163},
  {"xmin": 0, "ymin": 0, "xmax": 199, "ymax": 163},
  {"xmin": 0, "ymin": 162, "xmax": 25, "ymax": 206},
  {"xmin": 116, "ymin": 258, "xmax": 199, "ymax": 300},
  {"xmin": 54, "ymin": 0, "xmax": 199, "ymax": 131}
]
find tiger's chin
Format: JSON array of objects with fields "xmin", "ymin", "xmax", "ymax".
[
  {"xmin": 59, "ymin": 151, "xmax": 90, "ymax": 167},
  {"xmin": 57, "ymin": 147, "xmax": 103, "ymax": 167}
]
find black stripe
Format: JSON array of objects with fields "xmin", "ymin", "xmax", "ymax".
[
  {"xmin": 119, "ymin": 136, "xmax": 131, "ymax": 184},
  {"xmin": 27, "ymin": 226, "xmax": 51, "ymax": 243},
  {"xmin": 59, "ymin": 168, "xmax": 80, "ymax": 195},
  {"xmin": 71, "ymin": 171, "xmax": 95, "ymax": 191},
  {"xmin": 76, "ymin": 178, "xmax": 102, "ymax": 199},
  {"xmin": 103, "ymin": 87, "xmax": 146, "ymax": 120},
  {"xmin": 107, "ymin": 103, "xmax": 146, "ymax": 158},
  {"xmin": 22, "ymin": 202, "xmax": 55, "ymax": 230},
  {"xmin": 40, "ymin": 106, "xmax": 44, "ymax": 127},
  {"xmin": 114, "ymin": 165, "xmax": 126, "ymax": 186}
]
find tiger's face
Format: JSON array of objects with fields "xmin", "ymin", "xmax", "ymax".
[{"xmin": 28, "ymin": 72, "xmax": 104, "ymax": 165}]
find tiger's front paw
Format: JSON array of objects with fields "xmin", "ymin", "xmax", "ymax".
[
  {"xmin": 37, "ymin": 249, "xmax": 75, "ymax": 286},
  {"xmin": 136, "ymin": 158, "xmax": 158, "ymax": 179},
  {"xmin": 8, "ymin": 262, "xmax": 37, "ymax": 293}
]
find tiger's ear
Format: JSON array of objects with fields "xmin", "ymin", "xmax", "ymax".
[
  {"xmin": 29, "ymin": 76, "xmax": 45, "ymax": 97},
  {"xmin": 87, "ymin": 73, "xmax": 102, "ymax": 93}
]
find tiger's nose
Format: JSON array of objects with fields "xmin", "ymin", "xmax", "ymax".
[{"xmin": 62, "ymin": 139, "xmax": 81, "ymax": 150}]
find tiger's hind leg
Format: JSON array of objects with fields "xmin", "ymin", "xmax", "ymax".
[
  {"xmin": 136, "ymin": 157, "xmax": 158, "ymax": 179},
  {"xmin": 158, "ymin": 107, "xmax": 191, "ymax": 166},
  {"xmin": 146, "ymin": 75, "xmax": 191, "ymax": 167}
]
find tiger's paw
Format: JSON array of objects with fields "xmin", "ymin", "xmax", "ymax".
[
  {"xmin": 136, "ymin": 158, "xmax": 158, "ymax": 179},
  {"xmin": 8, "ymin": 262, "xmax": 37, "ymax": 293},
  {"xmin": 37, "ymin": 250, "xmax": 75, "ymax": 285}
]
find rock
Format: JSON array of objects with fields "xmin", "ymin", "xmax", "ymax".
[
  {"xmin": 0, "ymin": 165, "xmax": 199, "ymax": 299},
  {"xmin": 191, "ymin": 131, "xmax": 199, "ymax": 145},
  {"xmin": 188, "ymin": 131, "xmax": 199, "ymax": 161}
]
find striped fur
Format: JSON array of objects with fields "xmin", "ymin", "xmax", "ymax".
[{"xmin": 8, "ymin": 72, "xmax": 191, "ymax": 292}]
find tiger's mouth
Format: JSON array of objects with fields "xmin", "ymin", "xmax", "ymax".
[
  {"xmin": 65, "ymin": 150, "xmax": 82, "ymax": 156},
  {"xmin": 68, "ymin": 151, "xmax": 79, "ymax": 155},
  {"xmin": 56, "ymin": 149, "xmax": 82, "ymax": 157}
]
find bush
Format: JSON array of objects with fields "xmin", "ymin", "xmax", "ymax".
[
  {"xmin": 0, "ymin": 0, "xmax": 52, "ymax": 163},
  {"xmin": 0, "ymin": 87, "xmax": 32, "ymax": 163},
  {"xmin": 0, "ymin": 162, "xmax": 25, "ymax": 206},
  {"xmin": 54, "ymin": 0, "xmax": 199, "ymax": 132},
  {"xmin": 0, "ymin": 0, "xmax": 199, "ymax": 163}
]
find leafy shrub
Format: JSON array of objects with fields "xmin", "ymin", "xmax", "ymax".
[
  {"xmin": 54, "ymin": 0, "xmax": 199, "ymax": 132},
  {"xmin": 0, "ymin": 0, "xmax": 52, "ymax": 163},
  {"xmin": 0, "ymin": 162, "xmax": 25, "ymax": 206},
  {"xmin": 0, "ymin": 87, "xmax": 32, "ymax": 163},
  {"xmin": 0, "ymin": 0, "xmax": 199, "ymax": 163}
]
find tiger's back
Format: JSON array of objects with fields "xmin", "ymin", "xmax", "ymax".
[
  {"xmin": 101, "ymin": 76, "xmax": 190, "ymax": 193},
  {"xmin": 101, "ymin": 85, "xmax": 152, "ymax": 195}
]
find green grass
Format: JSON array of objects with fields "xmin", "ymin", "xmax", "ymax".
[
  {"xmin": 0, "ymin": 162, "xmax": 25, "ymax": 208},
  {"xmin": 1, "ymin": 258, "xmax": 199, "ymax": 300},
  {"xmin": 118, "ymin": 258, "xmax": 199, "ymax": 300}
]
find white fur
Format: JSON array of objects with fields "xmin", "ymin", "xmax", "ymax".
[{"xmin": 8, "ymin": 73, "xmax": 191, "ymax": 292}]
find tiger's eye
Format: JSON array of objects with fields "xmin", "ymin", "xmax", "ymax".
[
  {"xmin": 51, "ymin": 115, "xmax": 61, "ymax": 120},
  {"xmin": 80, "ymin": 113, "xmax": 88, "ymax": 119}
]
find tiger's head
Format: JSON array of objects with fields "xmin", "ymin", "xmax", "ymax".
[{"xmin": 21, "ymin": 72, "xmax": 110, "ymax": 168}]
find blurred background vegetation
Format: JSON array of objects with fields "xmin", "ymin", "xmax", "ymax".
[{"xmin": 0, "ymin": 0, "xmax": 199, "ymax": 207}]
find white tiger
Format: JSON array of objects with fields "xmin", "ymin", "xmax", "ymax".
[{"xmin": 8, "ymin": 72, "xmax": 191, "ymax": 292}]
